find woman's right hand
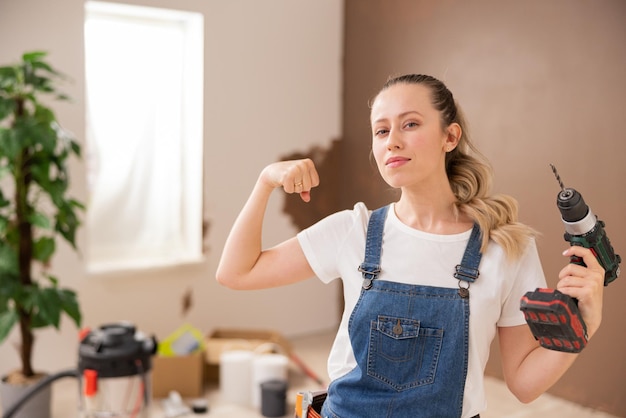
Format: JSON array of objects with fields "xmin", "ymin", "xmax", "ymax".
[{"xmin": 260, "ymin": 158, "xmax": 320, "ymax": 202}]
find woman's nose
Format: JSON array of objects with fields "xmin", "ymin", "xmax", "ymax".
[{"xmin": 386, "ymin": 129, "xmax": 402, "ymax": 149}]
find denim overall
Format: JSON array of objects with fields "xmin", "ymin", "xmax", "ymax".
[{"xmin": 321, "ymin": 205, "xmax": 482, "ymax": 418}]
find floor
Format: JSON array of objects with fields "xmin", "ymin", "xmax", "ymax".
[{"xmin": 3, "ymin": 330, "xmax": 620, "ymax": 418}]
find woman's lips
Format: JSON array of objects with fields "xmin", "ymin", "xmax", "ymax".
[{"xmin": 385, "ymin": 156, "xmax": 410, "ymax": 168}]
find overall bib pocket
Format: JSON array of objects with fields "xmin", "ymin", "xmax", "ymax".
[{"xmin": 367, "ymin": 315, "xmax": 443, "ymax": 391}]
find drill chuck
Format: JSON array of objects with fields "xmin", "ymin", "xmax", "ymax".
[
  {"xmin": 556, "ymin": 187, "xmax": 588, "ymax": 223},
  {"xmin": 556, "ymin": 187, "xmax": 597, "ymax": 236}
]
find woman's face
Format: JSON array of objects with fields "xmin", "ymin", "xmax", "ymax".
[{"xmin": 370, "ymin": 83, "xmax": 452, "ymax": 189}]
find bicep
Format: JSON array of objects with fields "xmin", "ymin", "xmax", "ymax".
[{"xmin": 241, "ymin": 236, "xmax": 316, "ymax": 290}]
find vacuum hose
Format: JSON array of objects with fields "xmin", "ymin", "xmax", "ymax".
[{"xmin": 2, "ymin": 369, "xmax": 79, "ymax": 418}]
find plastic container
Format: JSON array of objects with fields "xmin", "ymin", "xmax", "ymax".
[{"xmin": 78, "ymin": 322, "xmax": 157, "ymax": 418}]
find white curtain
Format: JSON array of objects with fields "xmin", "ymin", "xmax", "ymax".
[{"xmin": 85, "ymin": 10, "xmax": 194, "ymax": 271}]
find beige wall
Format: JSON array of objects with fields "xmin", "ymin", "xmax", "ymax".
[
  {"xmin": 0, "ymin": 0, "xmax": 342, "ymax": 377},
  {"xmin": 2, "ymin": 0, "xmax": 625, "ymax": 415},
  {"xmin": 341, "ymin": 0, "xmax": 626, "ymax": 415}
]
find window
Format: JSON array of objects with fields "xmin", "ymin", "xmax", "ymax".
[{"xmin": 84, "ymin": 2, "xmax": 204, "ymax": 273}]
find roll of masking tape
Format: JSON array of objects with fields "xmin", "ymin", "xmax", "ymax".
[
  {"xmin": 251, "ymin": 353, "xmax": 289, "ymax": 409},
  {"xmin": 219, "ymin": 350, "xmax": 254, "ymax": 406}
]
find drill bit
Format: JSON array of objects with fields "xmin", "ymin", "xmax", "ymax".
[
  {"xmin": 550, "ymin": 163, "xmax": 574, "ymax": 200},
  {"xmin": 550, "ymin": 163, "xmax": 565, "ymax": 192}
]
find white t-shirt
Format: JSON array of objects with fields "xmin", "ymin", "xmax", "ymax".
[{"xmin": 297, "ymin": 202, "xmax": 547, "ymax": 417}]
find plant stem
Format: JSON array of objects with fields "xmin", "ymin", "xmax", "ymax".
[{"xmin": 14, "ymin": 96, "xmax": 35, "ymax": 377}]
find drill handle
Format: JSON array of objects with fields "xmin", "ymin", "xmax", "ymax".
[{"xmin": 564, "ymin": 218, "xmax": 621, "ymax": 286}]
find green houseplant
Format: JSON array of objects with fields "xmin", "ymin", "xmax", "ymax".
[{"xmin": 0, "ymin": 51, "xmax": 83, "ymax": 388}]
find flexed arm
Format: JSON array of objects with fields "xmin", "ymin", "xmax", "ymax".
[{"xmin": 216, "ymin": 159, "xmax": 320, "ymax": 290}]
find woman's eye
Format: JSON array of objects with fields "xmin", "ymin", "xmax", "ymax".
[
  {"xmin": 405, "ymin": 121, "xmax": 418, "ymax": 128},
  {"xmin": 375, "ymin": 128, "xmax": 389, "ymax": 136}
]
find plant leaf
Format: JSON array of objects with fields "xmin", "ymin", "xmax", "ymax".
[
  {"xmin": 69, "ymin": 199, "xmax": 86, "ymax": 211},
  {"xmin": 28, "ymin": 212, "xmax": 52, "ymax": 229},
  {"xmin": 70, "ymin": 139, "xmax": 81, "ymax": 157},
  {"xmin": 0, "ymin": 241, "xmax": 19, "ymax": 276},
  {"xmin": 0, "ymin": 273, "xmax": 20, "ymax": 307},
  {"xmin": 31, "ymin": 287, "xmax": 62, "ymax": 329},
  {"xmin": 22, "ymin": 51, "xmax": 48, "ymax": 63},
  {"xmin": 0, "ymin": 215, "xmax": 8, "ymax": 235},
  {"xmin": 0, "ymin": 128, "xmax": 20, "ymax": 160},
  {"xmin": 33, "ymin": 236, "xmax": 55, "ymax": 262},
  {"xmin": 0, "ymin": 309, "xmax": 19, "ymax": 343},
  {"xmin": 54, "ymin": 200, "xmax": 80, "ymax": 247},
  {"xmin": 58, "ymin": 288, "xmax": 81, "ymax": 327},
  {"xmin": 0, "ymin": 97, "xmax": 16, "ymax": 120}
]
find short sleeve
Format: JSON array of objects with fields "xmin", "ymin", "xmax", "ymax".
[
  {"xmin": 297, "ymin": 203, "xmax": 370, "ymax": 283},
  {"xmin": 497, "ymin": 238, "xmax": 547, "ymax": 327}
]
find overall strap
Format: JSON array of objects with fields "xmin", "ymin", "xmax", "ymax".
[
  {"xmin": 454, "ymin": 224, "xmax": 483, "ymax": 283},
  {"xmin": 358, "ymin": 205, "xmax": 390, "ymax": 289},
  {"xmin": 454, "ymin": 223, "xmax": 483, "ymax": 298}
]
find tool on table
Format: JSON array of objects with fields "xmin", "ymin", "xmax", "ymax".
[{"xmin": 520, "ymin": 164, "xmax": 621, "ymax": 353}]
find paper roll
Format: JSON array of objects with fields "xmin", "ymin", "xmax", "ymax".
[
  {"xmin": 219, "ymin": 350, "xmax": 254, "ymax": 406},
  {"xmin": 251, "ymin": 353, "xmax": 289, "ymax": 409}
]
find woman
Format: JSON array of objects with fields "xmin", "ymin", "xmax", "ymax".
[{"xmin": 216, "ymin": 74, "xmax": 604, "ymax": 418}]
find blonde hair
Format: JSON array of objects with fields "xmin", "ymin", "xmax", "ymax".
[{"xmin": 380, "ymin": 74, "xmax": 537, "ymax": 259}]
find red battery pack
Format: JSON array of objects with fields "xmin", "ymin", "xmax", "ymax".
[{"xmin": 520, "ymin": 288, "xmax": 588, "ymax": 353}]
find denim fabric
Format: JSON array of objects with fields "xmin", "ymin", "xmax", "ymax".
[{"xmin": 322, "ymin": 206, "xmax": 482, "ymax": 418}]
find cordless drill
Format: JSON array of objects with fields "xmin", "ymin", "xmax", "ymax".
[{"xmin": 520, "ymin": 165, "xmax": 621, "ymax": 353}]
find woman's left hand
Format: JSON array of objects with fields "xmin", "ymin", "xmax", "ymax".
[{"xmin": 556, "ymin": 246, "xmax": 605, "ymax": 339}]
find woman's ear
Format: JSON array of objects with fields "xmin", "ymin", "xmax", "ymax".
[{"xmin": 445, "ymin": 123, "xmax": 462, "ymax": 152}]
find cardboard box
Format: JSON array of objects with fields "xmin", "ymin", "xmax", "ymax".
[
  {"xmin": 151, "ymin": 350, "xmax": 204, "ymax": 398},
  {"xmin": 204, "ymin": 328, "xmax": 292, "ymax": 383}
]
